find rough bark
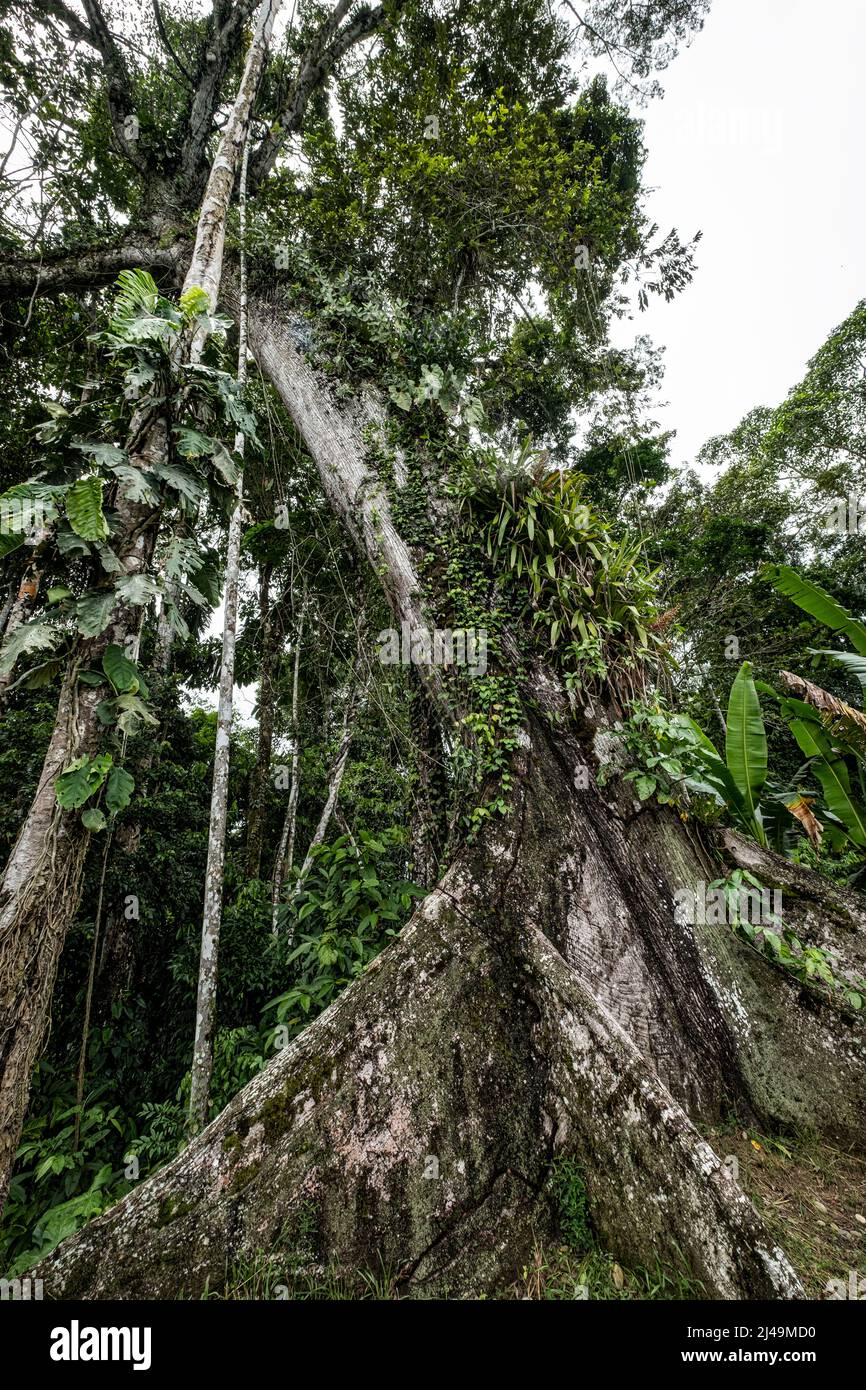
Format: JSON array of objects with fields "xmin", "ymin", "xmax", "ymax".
[{"xmin": 30, "ymin": 731, "xmax": 807, "ymax": 1300}]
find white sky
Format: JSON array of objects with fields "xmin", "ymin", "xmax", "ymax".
[{"xmin": 615, "ymin": 0, "xmax": 866, "ymax": 470}]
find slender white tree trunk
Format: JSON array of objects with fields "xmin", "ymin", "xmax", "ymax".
[
  {"xmin": 188, "ymin": 136, "xmax": 252, "ymax": 1136},
  {"xmin": 272, "ymin": 604, "xmax": 306, "ymax": 931},
  {"xmin": 292, "ymin": 672, "xmax": 368, "ymax": 902}
]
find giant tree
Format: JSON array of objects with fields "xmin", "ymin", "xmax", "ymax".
[{"xmin": 1, "ymin": 0, "xmax": 864, "ymax": 1299}]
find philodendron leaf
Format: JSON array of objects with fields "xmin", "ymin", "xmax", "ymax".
[
  {"xmin": 81, "ymin": 807, "xmax": 107, "ymax": 832},
  {"xmin": 71, "ymin": 442, "xmax": 128, "ymax": 467},
  {"xmin": 74, "ymin": 590, "xmax": 116, "ymax": 638},
  {"xmin": 109, "ymin": 464, "xmax": 160, "ymax": 506},
  {"xmin": 115, "ymin": 692, "xmax": 158, "ymax": 736},
  {"xmin": 105, "ymin": 765, "xmax": 134, "ymax": 813},
  {"xmin": 0, "ymin": 618, "xmax": 60, "ymax": 676},
  {"xmin": 114, "ymin": 573, "xmax": 160, "ymax": 607},
  {"xmin": 55, "ymin": 754, "xmax": 112, "ymax": 810},
  {"xmin": 55, "ymin": 524, "xmax": 92, "ymax": 558},
  {"xmin": 66, "ymin": 477, "xmax": 109, "ymax": 541},
  {"xmin": 102, "ymin": 643, "xmax": 140, "ymax": 693}
]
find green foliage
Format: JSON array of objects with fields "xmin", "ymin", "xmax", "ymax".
[
  {"xmin": 457, "ymin": 447, "xmax": 666, "ymax": 701},
  {"xmin": 65, "ymin": 476, "xmax": 109, "ymax": 541},
  {"xmin": 709, "ymin": 869, "xmax": 865, "ymax": 1012},
  {"xmin": 549, "ymin": 1157, "xmax": 593, "ymax": 1253},
  {"xmin": 0, "ymin": 268, "xmax": 259, "ymax": 702},
  {"xmin": 764, "ymin": 565, "xmax": 866, "ymax": 658},
  {"xmin": 266, "ymin": 832, "xmax": 423, "ymax": 1039},
  {"xmin": 54, "ymin": 753, "xmax": 113, "ymax": 811},
  {"xmin": 0, "ymin": 1070, "xmax": 136, "ymax": 1276},
  {"xmin": 724, "ymin": 661, "xmax": 768, "ymax": 823}
]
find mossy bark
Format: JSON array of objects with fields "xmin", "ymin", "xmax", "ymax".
[{"xmin": 33, "ymin": 719, "xmax": 820, "ymax": 1301}]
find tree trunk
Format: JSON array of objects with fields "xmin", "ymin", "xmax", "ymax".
[
  {"xmin": 245, "ymin": 562, "xmax": 277, "ymax": 879},
  {"xmin": 272, "ymin": 606, "xmax": 305, "ymax": 930},
  {"xmin": 31, "ymin": 721, "xmax": 819, "ymax": 1300},
  {"xmin": 189, "ymin": 139, "xmax": 253, "ymax": 1136},
  {"xmin": 0, "ymin": 0, "xmax": 283, "ymax": 1212},
  {"xmin": 238, "ymin": 279, "xmax": 866, "ymax": 1136}
]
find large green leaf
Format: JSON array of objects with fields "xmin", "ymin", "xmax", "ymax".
[
  {"xmin": 724, "ymin": 661, "xmax": 768, "ymax": 815},
  {"xmin": 115, "ymin": 692, "xmax": 159, "ymax": 736},
  {"xmin": 70, "ymin": 442, "xmax": 128, "ymax": 467},
  {"xmin": 0, "ymin": 618, "xmax": 60, "ymax": 676},
  {"xmin": 0, "ymin": 532, "xmax": 24, "ymax": 558},
  {"xmin": 105, "ymin": 765, "xmax": 135, "ymax": 813},
  {"xmin": 764, "ymin": 565, "xmax": 866, "ymax": 656},
  {"xmin": 65, "ymin": 477, "xmax": 109, "ymax": 541},
  {"xmin": 115, "ymin": 573, "xmax": 160, "ymax": 607},
  {"xmin": 102, "ymin": 643, "xmax": 140, "ymax": 693},
  {"xmin": 109, "ymin": 463, "xmax": 160, "ymax": 506},
  {"xmin": 55, "ymin": 754, "xmax": 112, "ymax": 810},
  {"xmin": 74, "ymin": 589, "xmax": 116, "ymax": 638},
  {"xmin": 810, "ymin": 648, "xmax": 866, "ymax": 695},
  {"xmin": 785, "ymin": 718, "xmax": 866, "ymax": 847}
]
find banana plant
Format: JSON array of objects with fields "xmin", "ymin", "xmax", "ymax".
[
  {"xmin": 683, "ymin": 661, "xmax": 785, "ymax": 847},
  {"xmin": 763, "ymin": 564, "xmax": 866, "ymax": 852}
]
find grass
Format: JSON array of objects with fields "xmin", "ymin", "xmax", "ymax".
[{"xmin": 505, "ymin": 1242, "xmax": 704, "ymax": 1301}]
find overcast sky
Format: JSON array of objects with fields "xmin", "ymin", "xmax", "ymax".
[{"xmin": 616, "ymin": 0, "xmax": 866, "ymax": 471}]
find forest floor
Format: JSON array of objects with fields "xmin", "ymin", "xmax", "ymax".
[{"xmin": 706, "ymin": 1122, "xmax": 866, "ymax": 1301}]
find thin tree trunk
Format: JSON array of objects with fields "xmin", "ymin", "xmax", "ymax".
[
  {"xmin": 292, "ymin": 671, "xmax": 368, "ymax": 899},
  {"xmin": 188, "ymin": 136, "xmax": 252, "ymax": 1138},
  {"xmin": 272, "ymin": 604, "xmax": 305, "ymax": 931},
  {"xmin": 245, "ymin": 562, "xmax": 277, "ymax": 879},
  {"xmin": 0, "ymin": 0, "xmax": 283, "ymax": 1209}
]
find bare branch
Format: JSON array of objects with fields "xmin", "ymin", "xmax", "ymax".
[{"xmin": 151, "ymin": 0, "xmax": 195, "ymax": 86}]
